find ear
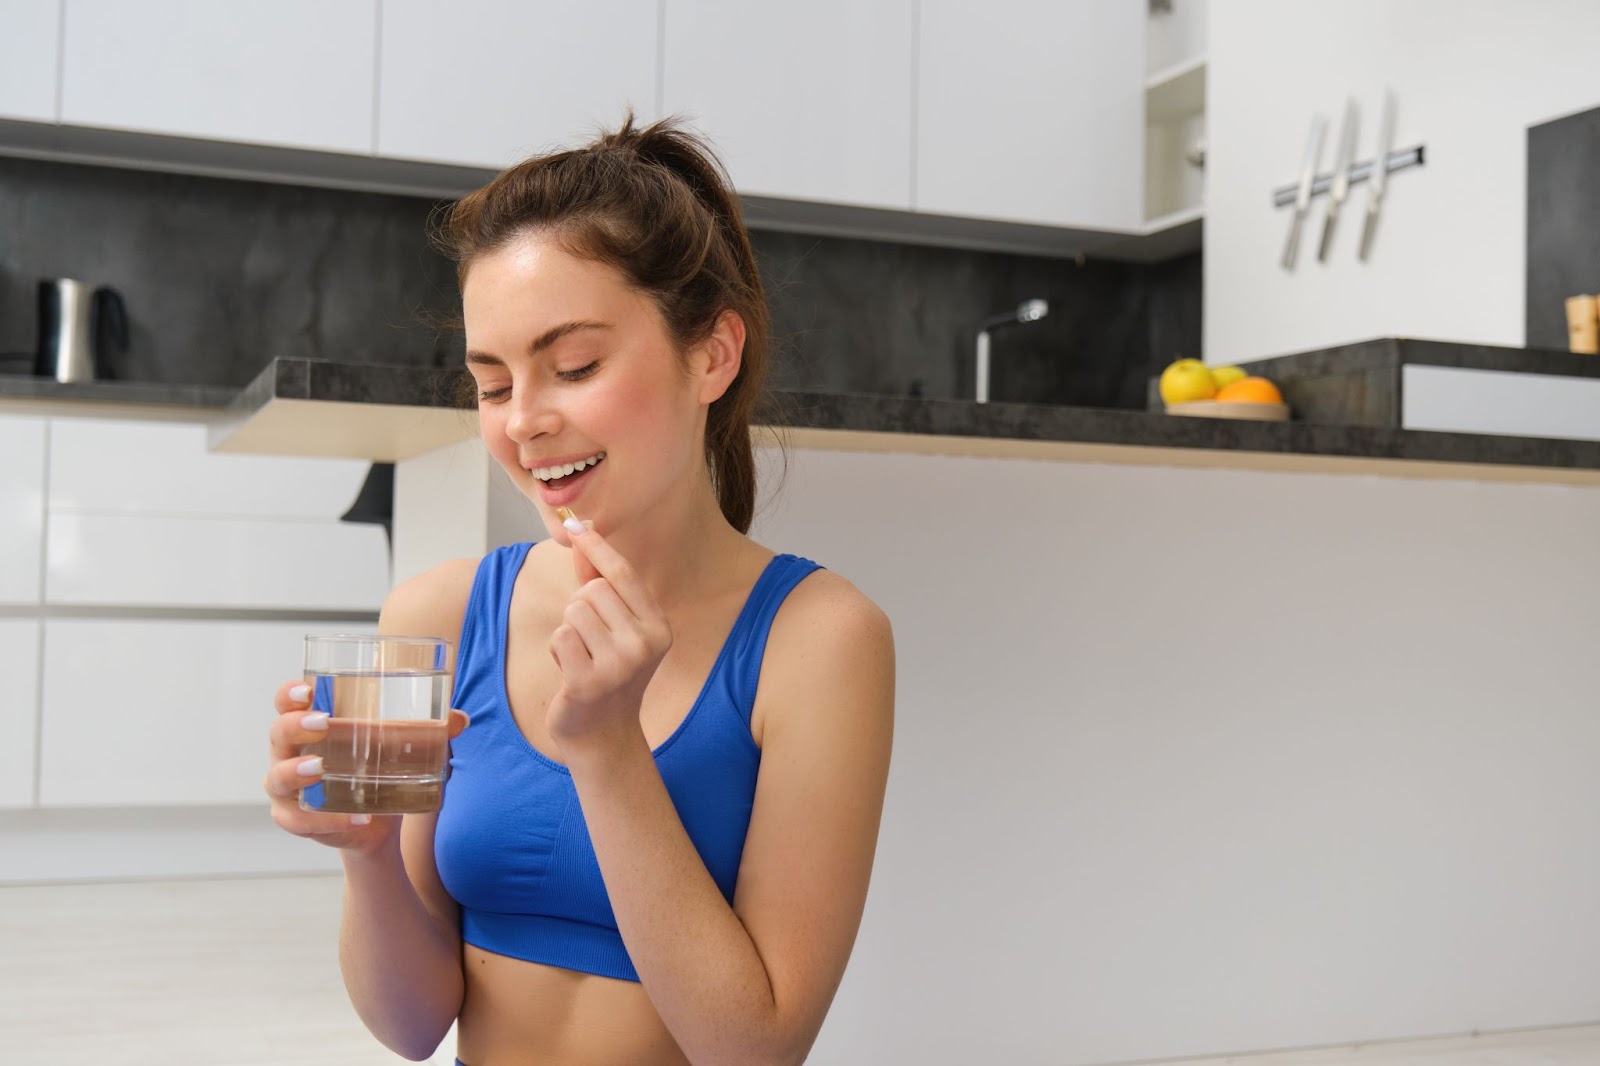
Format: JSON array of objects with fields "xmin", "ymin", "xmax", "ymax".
[{"xmin": 695, "ymin": 309, "xmax": 745, "ymax": 405}]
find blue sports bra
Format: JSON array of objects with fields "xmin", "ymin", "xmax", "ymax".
[{"xmin": 434, "ymin": 543, "xmax": 821, "ymax": 982}]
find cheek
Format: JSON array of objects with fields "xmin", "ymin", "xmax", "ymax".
[
  {"xmin": 586, "ymin": 374, "xmax": 681, "ymax": 439},
  {"xmin": 479, "ymin": 408, "xmax": 517, "ymax": 458}
]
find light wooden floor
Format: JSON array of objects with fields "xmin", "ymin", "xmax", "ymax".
[
  {"xmin": 1, "ymin": 874, "xmax": 457, "ymax": 1065},
  {"xmin": 9, "ymin": 875, "xmax": 1600, "ymax": 1066}
]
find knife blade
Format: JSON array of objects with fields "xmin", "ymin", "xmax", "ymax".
[
  {"xmin": 1282, "ymin": 115, "xmax": 1327, "ymax": 270},
  {"xmin": 1359, "ymin": 90, "xmax": 1396, "ymax": 261},
  {"xmin": 1318, "ymin": 99, "xmax": 1360, "ymax": 261}
]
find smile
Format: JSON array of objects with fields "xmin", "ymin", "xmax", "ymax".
[{"xmin": 531, "ymin": 452, "xmax": 606, "ymax": 482}]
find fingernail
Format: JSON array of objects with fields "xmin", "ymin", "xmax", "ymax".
[
  {"xmin": 349, "ymin": 814, "xmax": 371, "ymax": 826},
  {"xmin": 300, "ymin": 712, "xmax": 329, "ymax": 731},
  {"xmin": 289, "ymin": 684, "xmax": 311, "ymax": 704},
  {"xmin": 295, "ymin": 756, "xmax": 323, "ymax": 777},
  {"xmin": 556, "ymin": 505, "xmax": 586, "ymax": 535}
]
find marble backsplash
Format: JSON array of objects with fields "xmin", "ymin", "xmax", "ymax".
[{"xmin": 0, "ymin": 155, "xmax": 1198, "ymax": 408}]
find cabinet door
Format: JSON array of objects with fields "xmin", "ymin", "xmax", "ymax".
[
  {"xmin": 662, "ymin": 0, "xmax": 914, "ymax": 210},
  {"xmin": 0, "ymin": 620, "xmax": 41, "ymax": 809},
  {"xmin": 916, "ymin": 0, "xmax": 1143, "ymax": 230},
  {"xmin": 38, "ymin": 618, "xmax": 373, "ymax": 807},
  {"xmin": 378, "ymin": 0, "xmax": 659, "ymax": 169},
  {"xmin": 60, "ymin": 0, "xmax": 377, "ymax": 155},
  {"xmin": 0, "ymin": 0, "xmax": 60, "ymax": 122},
  {"xmin": 49, "ymin": 419, "xmax": 372, "ymax": 521},
  {"xmin": 0, "ymin": 415, "xmax": 47, "ymax": 606},
  {"xmin": 46, "ymin": 512, "xmax": 389, "ymax": 612}
]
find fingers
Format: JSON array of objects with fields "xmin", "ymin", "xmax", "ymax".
[
  {"xmin": 562, "ymin": 596, "xmax": 609, "ymax": 655},
  {"xmin": 575, "ymin": 577, "xmax": 631, "ymax": 632},
  {"xmin": 263, "ymin": 755, "xmax": 376, "ymax": 839},
  {"xmin": 567, "ymin": 528, "xmax": 649, "ymax": 615},
  {"xmin": 263, "ymin": 752, "xmax": 328, "ymax": 802},
  {"xmin": 270, "ymin": 802, "xmax": 372, "ymax": 838},
  {"xmin": 269, "ymin": 679, "xmax": 323, "ymax": 762},
  {"xmin": 273, "ymin": 678, "xmax": 319, "ymax": 715}
]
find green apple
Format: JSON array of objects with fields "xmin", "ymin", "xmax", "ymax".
[
  {"xmin": 1159, "ymin": 359, "xmax": 1217, "ymax": 405},
  {"xmin": 1210, "ymin": 365, "xmax": 1247, "ymax": 390}
]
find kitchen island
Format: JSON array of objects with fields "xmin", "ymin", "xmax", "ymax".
[
  {"xmin": 3, "ymin": 347, "xmax": 1599, "ymax": 1066},
  {"xmin": 200, "ymin": 347, "xmax": 1600, "ymax": 488}
]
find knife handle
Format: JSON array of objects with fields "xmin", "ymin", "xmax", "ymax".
[{"xmin": 1282, "ymin": 214, "xmax": 1304, "ymax": 270}]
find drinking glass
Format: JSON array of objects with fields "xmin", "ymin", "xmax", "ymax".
[{"xmin": 298, "ymin": 635, "xmax": 451, "ymax": 815}]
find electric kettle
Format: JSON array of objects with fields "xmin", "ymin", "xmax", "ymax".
[{"xmin": 35, "ymin": 279, "xmax": 129, "ymax": 383}]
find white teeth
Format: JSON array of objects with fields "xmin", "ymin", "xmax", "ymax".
[{"xmin": 532, "ymin": 451, "xmax": 605, "ymax": 482}]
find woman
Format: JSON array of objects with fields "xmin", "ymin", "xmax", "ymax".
[{"xmin": 263, "ymin": 113, "xmax": 895, "ymax": 1066}]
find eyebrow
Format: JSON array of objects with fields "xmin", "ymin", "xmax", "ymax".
[{"xmin": 465, "ymin": 320, "xmax": 612, "ymax": 366}]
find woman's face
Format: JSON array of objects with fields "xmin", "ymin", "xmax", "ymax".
[{"xmin": 461, "ymin": 233, "xmax": 714, "ymax": 544}]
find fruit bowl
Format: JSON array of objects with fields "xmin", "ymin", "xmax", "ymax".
[{"xmin": 1165, "ymin": 399, "xmax": 1290, "ymax": 422}]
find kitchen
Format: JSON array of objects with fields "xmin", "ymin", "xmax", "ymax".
[{"xmin": 4, "ymin": 2, "xmax": 1600, "ymax": 1064}]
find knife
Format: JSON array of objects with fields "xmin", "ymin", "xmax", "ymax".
[
  {"xmin": 1359, "ymin": 90, "xmax": 1396, "ymax": 261},
  {"xmin": 1282, "ymin": 115, "xmax": 1327, "ymax": 270},
  {"xmin": 1317, "ymin": 99, "xmax": 1359, "ymax": 261}
]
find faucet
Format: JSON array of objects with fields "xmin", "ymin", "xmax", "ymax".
[{"xmin": 975, "ymin": 299, "xmax": 1049, "ymax": 403}]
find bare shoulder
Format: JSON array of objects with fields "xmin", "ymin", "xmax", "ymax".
[
  {"xmin": 770, "ymin": 566, "xmax": 894, "ymax": 662},
  {"xmin": 757, "ymin": 565, "xmax": 894, "ymax": 742},
  {"xmin": 379, "ymin": 557, "xmax": 482, "ymax": 660}
]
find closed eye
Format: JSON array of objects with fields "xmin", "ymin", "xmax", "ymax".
[
  {"xmin": 478, "ymin": 386, "xmax": 510, "ymax": 401},
  {"xmin": 558, "ymin": 361, "xmax": 600, "ymax": 382}
]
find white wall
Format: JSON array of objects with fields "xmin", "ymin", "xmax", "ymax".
[
  {"xmin": 1205, "ymin": 0, "xmax": 1600, "ymax": 363},
  {"xmin": 748, "ymin": 444, "xmax": 1600, "ymax": 1065}
]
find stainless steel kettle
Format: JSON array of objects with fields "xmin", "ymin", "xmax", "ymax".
[{"xmin": 35, "ymin": 279, "xmax": 129, "ymax": 383}]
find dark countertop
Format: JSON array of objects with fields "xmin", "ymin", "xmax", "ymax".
[
  {"xmin": 0, "ymin": 372, "xmax": 235, "ymax": 420},
  {"xmin": 6, "ymin": 342, "xmax": 1600, "ymax": 485}
]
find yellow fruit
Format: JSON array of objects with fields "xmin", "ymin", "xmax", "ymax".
[
  {"xmin": 1159, "ymin": 359, "xmax": 1216, "ymax": 405},
  {"xmin": 1215, "ymin": 377, "xmax": 1283, "ymax": 404},
  {"xmin": 1210, "ymin": 365, "xmax": 1248, "ymax": 390}
]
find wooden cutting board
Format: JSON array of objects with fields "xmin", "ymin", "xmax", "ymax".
[{"xmin": 1165, "ymin": 400, "xmax": 1291, "ymax": 421}]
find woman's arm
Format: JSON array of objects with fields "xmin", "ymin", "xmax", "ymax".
[
  {"xmin": 334, "ymin": 558, "xmax": 479, "ymax": 1061},
  {"xmin": 561, "ymin": 562, "xmax": 895, "ymax": 1066}
]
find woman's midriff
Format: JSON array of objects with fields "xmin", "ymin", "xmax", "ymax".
[{"xmin": 454, "ymin": 944, "xmax": 692, "ymax": 1066}]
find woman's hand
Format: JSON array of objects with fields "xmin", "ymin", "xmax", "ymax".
[
  {"xmin": 263, "ymin": 680, "xmax": 469, "ymax": 852},
  {"xmin": 547, "ymin": 525, "xmax": 673, "ymax": 760}
]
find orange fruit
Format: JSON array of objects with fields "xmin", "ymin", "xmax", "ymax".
[{"xmin": 1214, "ymin": 377, "xmax": 1283, "ymax": 404}]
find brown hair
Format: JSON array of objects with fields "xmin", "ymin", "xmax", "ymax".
[{"xmin": 431, "ymin": 111, "xmax": 772, "ymax": 533}]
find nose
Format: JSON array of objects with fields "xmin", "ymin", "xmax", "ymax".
[{"xmin": 503, "ymin": 384, "xmax": 561, "ymax": 442}]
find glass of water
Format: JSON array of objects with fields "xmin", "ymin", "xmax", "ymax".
[{"xmin": 298, "ymin": 634, "xmax": 452, "ymax": 816}]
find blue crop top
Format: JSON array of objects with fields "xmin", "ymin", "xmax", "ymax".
[{"xmin": 434, "ymin": 543, "xmax": 821, "ymax": 982}]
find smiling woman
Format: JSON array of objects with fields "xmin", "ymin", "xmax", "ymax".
[{"xmin": 262, "ymin": 112, "xmax": 895, "ymax": 1066}]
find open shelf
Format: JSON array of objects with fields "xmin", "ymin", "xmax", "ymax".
[
  {"xmin": 1145, "ymin": 56, "xmax": 1206, "ymax": 123},
  {"xmin": 1144, "ymin": 52, "xmax": 1206, "ymax": 236}
]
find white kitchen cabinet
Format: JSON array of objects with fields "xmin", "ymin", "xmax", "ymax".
[
  {"xmin": 0, "ymin": 0, "xmax": 60, "ymax": 122},
  {"xmin": 48, "ymin": 419, "xmax": 371, "ymax": 521},
  {"xmin": 378, "ymin": 0, "xmax": 659, "ymax": 169},
  {"xmin": 661, "ymin": 0, "xmax": 914, "ymax": 210},
  {"xmin": 59, "ymin": 0, "xmax": 377, "ymax": 155},
  {"xmin": 0, "ymin": 620, "xmax": 41, "ymax": 809},
  {"xmin": 916, "ymin": 0, "xmax": 1144, "ymax": 230},
  {"xmin": 46, "ymin": 512, "xmax": 388, "ymax": 612},
  {"xmin": 38, "ymin": 618, "xmax": 373, "ymax": 807},
  {"xmin": 0, "ymin": 415, "xmax": 47, "ymax": 606},
  {"xmin": 44, "ymin": 417, "xmax": 389, "ymax": 612}
]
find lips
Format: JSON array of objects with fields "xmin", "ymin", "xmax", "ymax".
[
  {"xmin": 531, "ymin": 454, "xmax": 602, "ymax": 508},
  {"xmin": 529, "ymin": 451, "xmax": 605, "ymax": 481}
]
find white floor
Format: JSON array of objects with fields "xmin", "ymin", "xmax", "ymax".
[
  {"xmin": 7, "ymin": 874, "xmax": 1600, "ymax": 1066},
  {"xmin": 1, "ymin": 874, "xmax": 457, "ymax": 1066}
]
